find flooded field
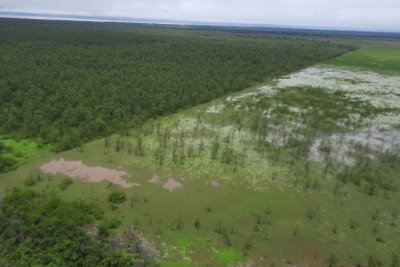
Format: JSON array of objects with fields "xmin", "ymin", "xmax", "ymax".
[
  {"xmin": 277, "ymin": 65, "xmax": 400, "ymax": 109},
  {"xmin": 204, "ymin": 65, "xmax": 400, "ymax": 166},
  {"xmin": 274, "ymin": 66, "xmax": 400, "ymax": 164},
  {"xmin": 107, "ymin": 64, "xmax": 400, "ymax": 194}
]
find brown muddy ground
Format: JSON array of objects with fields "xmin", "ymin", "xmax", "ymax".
[
  {"xmin": 40, "ymin": 158, "xmax": 140, "ymax": 188},
  {"xmin": 162, "ymin": 178, "xmax": 183, "ymax": 192},
  {"xmin": 148, "ymin": 175, "xmax": 183, "ymax": 192}
]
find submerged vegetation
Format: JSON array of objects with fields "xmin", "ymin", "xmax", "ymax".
[{"xmin": 1, "ymin": 18, "xmax": 400, "ymax": 266}]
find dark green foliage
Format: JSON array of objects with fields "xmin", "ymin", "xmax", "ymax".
[
  {"xmin": 194, "ymin": 218, "xmax": 201, "ymax": 229},
  {"xmin": 23, "ymin": 176, "xmax": 36, "ymax": 187},
  {"xmin": 59, "ymin": 177, "xmax": 74, "ymax": 190},
  {"xmin": 108, "ymin": 191, "xmax": 127, "ymax": 203},
  {"xmin": 0, "ymin": 188, "xmax": 137, "ymax": 266},
  {"xmin": 98, "ymin": 218, "xmax": 122, "ymax": 238},
  {"xmin": 326, "ymin": 254, "xmax": 339, "ymax": 267},
  {"xmin": 103, "ymin": 217, "xmax": 122, "ymax": 230},
  {"xmin": 0, "ymin": 19, "xmax": 354, "ymax": 151},
  {"xmin": 0, "ymin": 142, "xmax": 17, "ymax": 173},
  {"xmin": 350, "ymin": 219, "xmax": 360, "ymax": 229}
]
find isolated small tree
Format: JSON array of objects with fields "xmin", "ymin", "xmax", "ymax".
[
  {"xmin": 127, "ymin": 142, "xmax": 133, "ymax": 155},
  {"xmin": 211, "ymin": 139, "xmax": 220, "ymax": 160},
  {"xmin": 333, "ymin": 183, "xmax": 340, "ymax": 194},
  {"xmin": 176, "ymin": 217, "xmax": 183, "ymax": 230},
  {"xmin": 326, "ymin": 254, "xmax": 339, "ymax": 267},
  {"xmin": 266, "ymin": 204, "xmax": 271, "ymax": 215},
  {"xmin": 24, "ymin": 176, "xmax": 37, "ymax": 187},
  {"xmin": 349, "ymin": 219, "xmax": 360, "ymax": 229},
  {"xmin": 243, "ymin": 240, "xmax": 252, "ymax": 256},
  {"xmin": 294, "ymin": 225, "xmax": 299, "ymax": 236},
  {"xmin": 194, "ymin": 218, "xmax": 201, "ymax": 229},
  {"xmin": 59, "ymin": 177, "xmax": 73, "ymax": 190},
  {"xmin": 332, "ymin": 225, "xmax": 338, "ymax": 235},
  {"xmin": 135, "ymin": 136, "xmax": 144, "ymax": 156},
  {"xmin": 108, "ymin": 191, "xmax": 127, "ymax": 203},
  {"xmin": 307, "ymin": 208, "xmax": 315, "ymax": 220},
  {"xmin": 104, "ymin": 138, "xmax": 109, "ymax": 148}
]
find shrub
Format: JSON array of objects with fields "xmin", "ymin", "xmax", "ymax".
[
  {"xmin": 108, "ymin": 191, "xmax": 127, "ymax": 203},
  {"xmin": 59, "ymin": 177, "xmax": 73, "ymax": 190},
  {"xmin": 24, "ymin": 177, "xmax": 37, "ymax": 187}
]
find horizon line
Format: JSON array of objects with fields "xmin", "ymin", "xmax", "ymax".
[{"xmin": 1, "ymin": 11, "xmax": 400, "ymax": 34}]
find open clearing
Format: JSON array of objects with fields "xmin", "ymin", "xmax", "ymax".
[{"xmin": 40, "ymin": 158, "xmax": 140, "ymax": 187}]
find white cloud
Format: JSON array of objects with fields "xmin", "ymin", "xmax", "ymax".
[{"xmin": 0, "ymin": 0, "xmax": 399, "ymax": 31}]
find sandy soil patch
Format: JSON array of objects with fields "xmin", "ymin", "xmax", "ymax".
[
  {"xmin": 40, "ymin": 158, "xmax": 140, "ymax": 188},
  {"xmin": 148, "ymin": 175, "xmax": 161, "ymax": 184},
  {"xmin": 162, "ymin": 178, "xmax": 183, "ymax": 192},
  {"xmin": 211, "ymin": 180, "xmax": 219, "ymax": 187}
]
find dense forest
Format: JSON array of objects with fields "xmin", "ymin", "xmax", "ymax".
[
  {"xmin": 0, "ymin": 188, "xmax": 145, "ymax": 266},
  {"xmin": 0, "ymin": 18, "xmax": 355, "ymax": 151}
]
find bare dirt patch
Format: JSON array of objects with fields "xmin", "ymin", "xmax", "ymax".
[
  {"xmin": 148, "ymin": 175, "xmax": 161, "ymax": 184},
  {"xmin": 162, "ymin": 178, "xmax": 183, "ymax": 192},
  {"xmin": 40, "ymin": 158, "xmax": 140, "ymax": 188},
  {"xmin": 211, "ymin": 180, "xmax": 219, "ymax": 187}
]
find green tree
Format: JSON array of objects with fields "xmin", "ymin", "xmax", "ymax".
[{"xmin": 108, "ymin": 191, "xmax": 127, "ymax": 203}]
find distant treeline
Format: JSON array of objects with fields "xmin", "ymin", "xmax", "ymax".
[
  {"xmin": 0, "ymin": 18, "xmax": 355, "ymax": 151},
  {"xmin": 189, "ymin": 25, "xmax": 400, "ymax": 40}
]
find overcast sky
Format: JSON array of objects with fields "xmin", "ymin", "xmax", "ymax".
[{"xmin": 0, "ymin": 0, "xmax": 399, "ymax": 31}]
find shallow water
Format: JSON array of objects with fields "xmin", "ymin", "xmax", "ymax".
[
  {"xmin": 249, "ymin": 66, "xmax": 400, "ymax": 165},
  {"xmin": 276, "ymin": 66, "xmax": 400, "ymax": 109}
]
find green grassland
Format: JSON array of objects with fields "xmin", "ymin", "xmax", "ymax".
[
  {"xmin": 4, "ymin": 147, "xmax": 399, "ymax": 266},
  {"xmin": 325, "ymin": 47, "xmax": 400, "ymax": 72},
  {"xmin": 1, "ymin": 46, "xmax": 400, "ymax": 266},
  {"xmin": 1, "ymin": 139, "xmax": 42, "ymax": 159},
  {"xmin": 0, "ymin": 137, "xmax": 48, "ymax": 172}
]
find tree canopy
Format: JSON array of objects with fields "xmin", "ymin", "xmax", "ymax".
[
  {"xmin": 0, "ymin": 18, "xmax": 355, "ymax": 151},
  {"xmin": 0, "ymin": 188, "xmax": 138, "ymax": 266}
]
